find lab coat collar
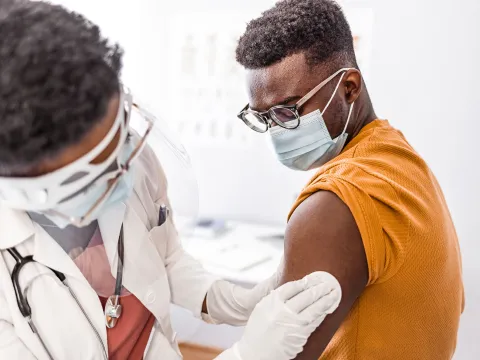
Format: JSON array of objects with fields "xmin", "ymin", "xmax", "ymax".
[
  {"xmin": 0, "ymin": 198, "xmax": 159, "ymax": 303},
  {"xmin": 0, "ymin": 203, "xmax": 35, "ymax": 250},
  {"xmin": 0, "ymin": 200, "xmax": 128, "ymax": 282},
  {"xmin": 0, "ymin": 203, "xmax": 89, "ymax": 281}
]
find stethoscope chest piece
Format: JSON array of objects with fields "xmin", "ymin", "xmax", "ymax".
[
  {"xmin": 104, "ymin": 224, "xmax": 126, "ymax": 329},
  {"xmin": 105, "ymin": 295, "xmax": 122, "ymax": 329}
]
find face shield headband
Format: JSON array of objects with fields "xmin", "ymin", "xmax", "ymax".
[{"xmin": 0, "ymin": 86, "xmax": 133, "ymax": 213}]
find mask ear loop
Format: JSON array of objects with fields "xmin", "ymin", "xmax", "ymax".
[
  {"xmin": 321, "ymin": 70, "xmax": 356, "ymax": 138},
  {"xmin": 341, "ymin": 102, "xmax": 355, "ymax": 135},
  {"xmin": 321, "ymin": 72, "xmax": 347, "ymax": 115}
]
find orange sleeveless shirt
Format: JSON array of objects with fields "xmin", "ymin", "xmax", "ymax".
[{"xmin": 289, "ymin": 120, "xmax": 464, "ymax": 359}]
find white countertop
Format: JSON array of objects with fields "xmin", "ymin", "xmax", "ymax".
[{"xmin": 180, "ymin": 221, "xmax": 285, "ymax": 286}]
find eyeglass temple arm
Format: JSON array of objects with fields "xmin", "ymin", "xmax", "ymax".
[{"xmin": 295, "ymin": 68, "xmax": 353, "ymax": 109}]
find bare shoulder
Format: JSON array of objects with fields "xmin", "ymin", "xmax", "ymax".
[
  {"xmin": 285, "ymin": 190, "xmax": 366, "ymax": 279},
  {"xmin": 282, "ymin": 190, "xmax": 368, "ymax": 359}
]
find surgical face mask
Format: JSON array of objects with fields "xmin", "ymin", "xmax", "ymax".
[
  {"xmin": 269, "ymin": 70, "xmax": 355, "ymax": 171},
  {"xmin": 43, "ymin": 140, "xmax": 136, "ymax": 228}
]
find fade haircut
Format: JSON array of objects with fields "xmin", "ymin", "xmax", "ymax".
[{"xmin": 236, "ymin": 0, "xmax": 358, "ymax": 71}]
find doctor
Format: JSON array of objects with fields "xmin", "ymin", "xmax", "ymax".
[{"xmin": 0, "ymin": 1, "xmax": 342, "ymax": 360}]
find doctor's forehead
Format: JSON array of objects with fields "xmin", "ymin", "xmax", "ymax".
[{"xmin": 244, "ymin": 53, "xmax": 314, "ymax": 112}]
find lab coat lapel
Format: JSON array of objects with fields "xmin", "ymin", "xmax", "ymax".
[
  {"xmin": 32, "ymin": 225, "xmax": 110, "ymax": 355},
  {"xmin": 0, "ymin": 204, "xmax": 109, "ymax": 353},
  {"xmin": 99, "ymin": 199, "xmax": 169, "ymax": 320},
  {"xmin": 97, "ymin": 201, "xmax": 126, "ymax": 270}
]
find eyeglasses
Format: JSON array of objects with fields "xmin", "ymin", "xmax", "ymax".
[
  {"xmin": 47, "ymin": 98, "xmax": 155, "ymax": 227},
  {"xmin": 237, "ymin": 68, "xmax": 352, "ymax": 133}
]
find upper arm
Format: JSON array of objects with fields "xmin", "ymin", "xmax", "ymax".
[{"xmin": 281, "ymin": 190, "xmax": 368, "ymax": 359}]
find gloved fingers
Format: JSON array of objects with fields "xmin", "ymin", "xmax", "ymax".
[
  {"xmin": 252, "ymin": 271, "xmax": 280, "ymax": 298},
  {"xmin": 312, "ymin": 313, "xmax": 328, "ymax": 327},
  {"xmin": 286, "ymin": 333, "xmax": 309, "ymax": 347},
  {"xmin": 284, "ymin": 346, "xmax": 301, "ymax": 360},
  {"xmin": 284, "ymin": 335, "xmax": 308, "ymax": 358},
  {"xmin": 298, "ymin": 289, "xmax": 341, "ymax": 321},
  {"xmin": 285, "ymin": 283, "xmax": 333, "ymax": 314},
  {"xmin": 304, "ymin": 314, "xmax": 326, "ymax": 333},
  {"xmin": 301, "ymin": 271, "xmax": 341, "ymax": 288},
  {"xmin": 273, "ymin": 271, "xmax": 341, "ymax": 306},
  {"xmin": 236, "ymin": 262, "xmax": 283, "ymax": 310},
  {"xmin": 273, "ymin": 278, "xmax": 308, "ymax": 303},
  {"xmin": 260, "ymin": 258, "xmax": 284, "ymax": 293},
  {"xmin": 299, "ymin": 271, "xmax": 342, "ymax": 315}
]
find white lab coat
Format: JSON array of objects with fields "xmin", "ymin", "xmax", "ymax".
[{"xmin": 0, "ymin": 145, "xmax": 218, "ymax": 360}]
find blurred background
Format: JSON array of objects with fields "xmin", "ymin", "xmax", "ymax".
[{"xmin": 48, "ymin": 0, "xmax": 480, "ymax": 358}]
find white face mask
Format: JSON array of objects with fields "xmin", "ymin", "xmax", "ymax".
[
  {"xmin": 43, "ymin": 141, "xmax": 136, "ymax": 228},
  {"xmin": 269, "ymin": 70, "xmax": 355, "ymax": 171}
]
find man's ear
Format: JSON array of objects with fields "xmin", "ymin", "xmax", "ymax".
[{"xmin": 344, "ymin": 69, "xmax": 363, "ymax": 104}]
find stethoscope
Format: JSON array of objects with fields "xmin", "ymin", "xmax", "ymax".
[
  {"xmin": 6, "ymin": 205, "xmax": 170, "ymax": 360},
  {"xmin": 6, "ymin": 225, "xmax": 126, "ymax": 360}
]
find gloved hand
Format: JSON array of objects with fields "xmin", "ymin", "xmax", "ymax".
[
  {"xmin": 204, "ymin": 259, "xmax": 283, "ymax": 325},
  {"xmin": 214, "ymin": 271, "xmax": 341, "ymax": 360}
]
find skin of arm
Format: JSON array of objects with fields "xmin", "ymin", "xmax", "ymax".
[{"xmin": 280, "ymin": 190, "xmax": 369, "ymax": 359}]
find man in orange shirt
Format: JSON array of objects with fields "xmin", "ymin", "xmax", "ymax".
[{"xmin": 235, "ymin": 0, "xmax": 464, "ymax": 359}]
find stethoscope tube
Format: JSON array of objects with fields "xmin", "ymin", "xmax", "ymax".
[
  {"xmin": 6, "ymin": 226, "xmax": 126, "ymax": 360},
  {"xmin": 7, "ymin": 248, "xmax": 67, "ymax": 320},
  {"xmin": 7, "ymin": 248, "xmax": 64, "ymax": 360}
]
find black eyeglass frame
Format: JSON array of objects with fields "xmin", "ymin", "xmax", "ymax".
[
  {"xmin": 237, "ymin": 103, "xmax": 302, "ymax": 133},
  {"xmin": 237, "ymin": 67, "xmax": 353, "ymax": 133}
]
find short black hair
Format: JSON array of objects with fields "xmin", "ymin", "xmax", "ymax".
[
  {"xmin": 0, "ymin": 0, "xmax": 24, "ymax": 17},
  {"xmin": 0, "ymin": 1, "xmax": 123, "ymax": 176},
  {"xmin": 236, "ymin": 0, "xmax": 357, "ymax": 70}
]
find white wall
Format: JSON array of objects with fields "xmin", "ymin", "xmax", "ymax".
[{"xmin": 50, "ymin": 0, "xmax": 480, "ymax": 358}]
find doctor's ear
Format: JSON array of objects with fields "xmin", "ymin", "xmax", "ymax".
[{"xmin": 343, "ymin": 69, "xmax": 363, "ymax": 104}]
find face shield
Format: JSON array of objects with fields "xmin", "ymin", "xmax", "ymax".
[
  {"xmin": 0, "ymin": 87, "xmax": 134, "ymax": 220},
  {"xmin": 0, "ymin": 86, "xmax": 199, "ymax": 327},
  {"xmin": 131, "ymin": 98, "xmax": 199, "ymax": 228},
  {"xmin": 0, "ymin": 85, "xmax": 198, "ymax": 224}
]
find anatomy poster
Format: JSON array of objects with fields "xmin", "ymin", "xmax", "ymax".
[{"xmin": 165, "ymin": 7, "xmax": 374, "ymax": 146}]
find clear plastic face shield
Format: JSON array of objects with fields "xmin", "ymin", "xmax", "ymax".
[
  {"xmin": 0, "ymin": 86, "xmax": 139, "ymax": 224},
  {"xmin": 0, "ymin": 86, "xmax": 198, "ymax": 327},
  {"xmin": 0, "ymin": 85, "xmax": 198, "ymax": 221}
]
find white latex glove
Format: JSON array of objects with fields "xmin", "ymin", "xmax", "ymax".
[
  {"xmin": 204, "ymin": 260, "xmax": 282, "ymax": 325},
  {"xmin": 214, "ymin": 271, "xmax": 341, "ymax": 360}
]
